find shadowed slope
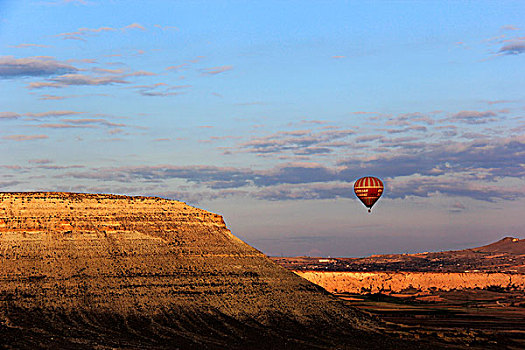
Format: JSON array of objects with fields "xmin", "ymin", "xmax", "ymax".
[{"xmin": 0, "ymin": 192, "xmax": 428, "ymax": 349}]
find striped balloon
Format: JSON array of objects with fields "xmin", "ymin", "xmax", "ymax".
[{"xmin": 354, "ymin": 176, "xmax": 384, "ymax": 212}]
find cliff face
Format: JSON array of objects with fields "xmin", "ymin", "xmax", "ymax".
[
  {"xmin": 294, "ymin": 271, "xmax": 525, "ymax": 294},
  {"xmin": 0, "ymin": 192, "xmax": 263, "ymax": 313},
  {"xmin": 0, "ymin": 192, "xmax": 412, "ymax": 350}
]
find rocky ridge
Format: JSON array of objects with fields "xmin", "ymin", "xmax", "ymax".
[{"xmin": 294, "ymin": 271, "xmax": 525, "ymax": 294}]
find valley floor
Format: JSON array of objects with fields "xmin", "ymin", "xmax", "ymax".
[{"xmin": 335, "ymin": 289, "xmax": 525, "ymax": 350}]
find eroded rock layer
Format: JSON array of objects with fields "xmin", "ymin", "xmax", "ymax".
[
  {"xmin": 0, "ymin": 192, "xmax": 419, "ymax": 349},
  {"xmin": 295, "ymin": 271, "xmax": 525, "ymax": 294}
]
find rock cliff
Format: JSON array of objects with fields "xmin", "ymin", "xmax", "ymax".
[
  {"xmin": 294, "ymin": 271, "xmax": 525, "ymax": 294},
  {"xmin": 0, "ymin": 192, "xmax": 422, "ymax": 349}
]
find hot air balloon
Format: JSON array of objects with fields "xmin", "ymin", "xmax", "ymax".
[{"xmin": 354, "ymin": 176, "xmax": 383, "ymax": 213}]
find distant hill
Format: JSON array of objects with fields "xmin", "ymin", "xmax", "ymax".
[
  {"xmin": 472, "ymin": 237, "xmax": 524, "ymax": 254},
  {"xmin": 272, "ymin": 237, "xmax": 525, "ymax": 273}
]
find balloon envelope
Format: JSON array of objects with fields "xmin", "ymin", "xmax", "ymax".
[{"xmin": 354, "ymin": 176, "xmax": 384, "ymax": 211}]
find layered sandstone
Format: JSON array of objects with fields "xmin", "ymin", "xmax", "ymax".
[
  {"xmin": 294, "ymin": 271, "xmax": 525, "ymax": 294},
  {"xmin": 0, "ymin": 192, "xmax": 420, "ymax": 349}
]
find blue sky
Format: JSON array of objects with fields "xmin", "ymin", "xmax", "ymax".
[{"xmin": 1, "ymin": 0, "xmax": 524, "ymax": 256}]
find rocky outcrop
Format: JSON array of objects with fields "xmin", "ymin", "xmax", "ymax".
[
  {"xmin": 294, "ymin": 271, "xmax": 525, "ymax": 294},
  {"xmin": 0, "ymin": 192, "xmax": 424, "ymax": 349}
]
